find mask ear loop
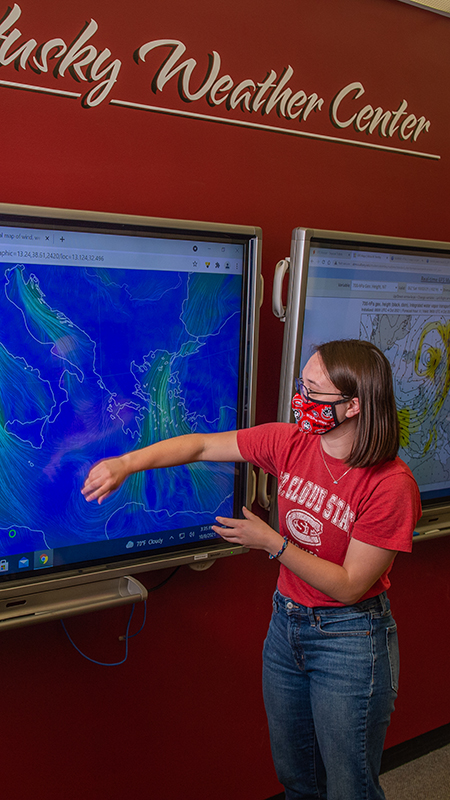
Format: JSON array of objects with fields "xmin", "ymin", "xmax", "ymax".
[{"xmin": 328, "ymin": 393, "xmax": 357, "ymax": 425}]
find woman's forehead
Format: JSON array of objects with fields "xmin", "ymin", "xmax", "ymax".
[{"xmin": 302, "ymin": 352, "xmax": 338, "ymax": 392}]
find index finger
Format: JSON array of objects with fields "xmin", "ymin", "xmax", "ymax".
[{"xmin": 215, "ymin": 515, "xmax": 238, "ymax": 528}]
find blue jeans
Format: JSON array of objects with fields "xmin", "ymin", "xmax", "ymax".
[{"xmin": 262, "ymin": 589, "xmax": 399, "ymax": 800}]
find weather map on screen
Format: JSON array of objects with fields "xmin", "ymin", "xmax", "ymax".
[
  {"xmin": 360, "ymin": 312, "xmax": 450, "ymax": 492},
  {"xmin": 299, "ymin": 241, "xmax": 450, "ymax": 501},
  {"xmin": 0, "ymin": 221, "xmax": 248, "ymax": 579}
]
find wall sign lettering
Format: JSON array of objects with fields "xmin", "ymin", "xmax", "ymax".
[{"xmin": 0, "ymin": 4, "xmax": 439, "ymax": 160}]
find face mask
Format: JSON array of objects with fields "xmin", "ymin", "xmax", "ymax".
[{"xmin": 291, "ymin": 392, "xmax": 347, "ymax": 435}]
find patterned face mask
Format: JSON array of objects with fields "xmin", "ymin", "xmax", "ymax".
[{"xmin": 291, "ymin": 378, "xmax": 350, "ymax": 435}]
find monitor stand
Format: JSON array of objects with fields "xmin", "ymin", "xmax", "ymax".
[
  {"xmin": 0, "ymin": 575, "xmax": 147, "ymax": 631},
  {"xmin": 414, "ymin": 503, "xmax": 450, "ymax": 542}
]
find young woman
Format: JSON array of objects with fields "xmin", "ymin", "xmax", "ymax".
[{"xmin": 82, "ymin": 339, "xmax": 421, "ymax": 800}]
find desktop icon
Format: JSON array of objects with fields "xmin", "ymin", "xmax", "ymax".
[{"xmin": 34, "ymin": 550, "xmax": 54, "ymax": 569}]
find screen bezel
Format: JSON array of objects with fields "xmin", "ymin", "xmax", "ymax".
[
  {"xmin": 0, "ymin": 203, "xmax": 262, "ymax": 608},
  {"xmin": 272, "ymin": 226, "xmax": 450, "ymax": 539}
]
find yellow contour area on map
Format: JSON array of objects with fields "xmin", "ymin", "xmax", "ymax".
[
  {"xmin": 398, "ymin": 320, "xmax": 450, "ymax": 455},
  {"xmin": 397, "ymin": 408, "xmax": 410, "ymax": 448}
]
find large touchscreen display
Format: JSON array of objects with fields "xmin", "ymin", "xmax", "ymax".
[
  {"xmin": 300, "ymin": 239, "xmax": 450, "ymax": 502},
  {"xmin": 0, "ymin": 217, "xmax": 256, "ymax": 582}
]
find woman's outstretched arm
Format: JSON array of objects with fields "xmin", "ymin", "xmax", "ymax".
[{"xmin": 81, "ymin": 430, "xmax": 243, "ymax": 505}]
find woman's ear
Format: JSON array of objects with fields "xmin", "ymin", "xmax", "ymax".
[{"xmin": 345, "ymin": 397, "xmax": 360, "ymax": 419}]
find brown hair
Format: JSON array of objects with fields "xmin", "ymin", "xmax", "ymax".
[{"xmin": 315, "ymin": 339, "xmax": 399, "ymax": 468}]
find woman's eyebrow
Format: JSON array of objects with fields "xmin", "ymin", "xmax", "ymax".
[{"xmin": 302, "ymin": 372, "xmax": 320, "ymax": 388}]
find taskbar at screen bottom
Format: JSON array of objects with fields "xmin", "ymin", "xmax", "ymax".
[{"xmin": 0, "ymin": 522, "xmax": 223, "ymax": 581}]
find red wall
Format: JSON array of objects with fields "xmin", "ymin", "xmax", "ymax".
[{"xmin": 1, "ymin": 1, "xmax": 450, "ymax": 798}]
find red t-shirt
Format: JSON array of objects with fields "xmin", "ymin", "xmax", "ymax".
[{"xmin": 237, "ymin": 423, "xmax": 421, "ymax": 607}]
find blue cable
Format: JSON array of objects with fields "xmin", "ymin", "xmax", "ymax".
[
  {"xmin": 60, "ymin": 567, "xmax": 178, "ymax": 665},
  {"xmin": 123, "ymin": 598, "xmax": 147, "ymax": 640},
  {"xmin": 61, "ymin": 601, "xmax": 147, "ymax": 666}
]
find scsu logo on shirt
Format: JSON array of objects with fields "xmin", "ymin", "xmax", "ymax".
[{"xmin": 286, "ymin": 509, "xmax": 323, "ymax": 547}]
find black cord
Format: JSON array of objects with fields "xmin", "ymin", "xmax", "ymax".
[{"xmin": 147, "ymin": 565, "xmax": 181, "ymax": 592}]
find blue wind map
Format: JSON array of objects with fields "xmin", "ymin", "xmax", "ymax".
[{"xmin": 0, "ymin": 262, "xmax": 241, "ymax": 557}]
